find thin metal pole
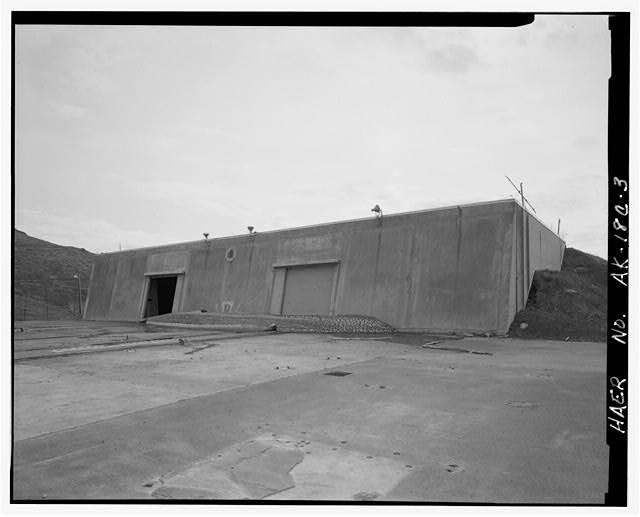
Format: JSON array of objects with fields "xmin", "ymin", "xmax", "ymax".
[
  {"xmin": 557, "ymin": 219, "xmax": 561, "ymax": 235},
  {"xmin": 505, "ymin": 175, "xmax": 537, "ymax": 213},
  {"xmin": 77, "ymin": 275, "xmax": 83, "ymax": 318}
]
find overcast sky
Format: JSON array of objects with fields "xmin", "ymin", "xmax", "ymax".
[{"xmin": 15, "ymin": 15, "xmax": 610, "ymax": 257}]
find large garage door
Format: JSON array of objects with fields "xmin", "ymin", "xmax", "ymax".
[{"xmin": 281, "ymin": 264, "xmax": 336, "ymax": 316}]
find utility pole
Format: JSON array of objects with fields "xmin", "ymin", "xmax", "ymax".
[
  {"xmin": 73, "ymin": 274, "xmax": 83, "ymax": 318},
  {"xmin": 78, "ymin": 276, "xmax": 83, "ymax": 317}
]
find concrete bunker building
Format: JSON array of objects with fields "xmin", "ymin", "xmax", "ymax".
[{"xmin": 84, "ymin": 199, "xmax": 565, "ymax": 334}]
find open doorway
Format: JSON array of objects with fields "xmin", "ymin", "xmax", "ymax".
[{"xmin": 144, "ymin": 276, "xmax": 178, "ymax": 318}]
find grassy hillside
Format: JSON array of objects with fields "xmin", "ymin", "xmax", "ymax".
[
  {"xmin": 509, "ymin": 247, "xmax": 607, "ymax": 342},
  {"xmin": 13, "ymin": 229, "xmax": 95, "ymax": 321}
]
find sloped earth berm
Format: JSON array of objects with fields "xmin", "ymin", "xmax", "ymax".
[
  {"xmin": 509, "ymin": 247, "xmax": 607, "ymax": 342},
  {"xmin": 148, "ymin": 312, "xmax": 396, "ymax": 334}
]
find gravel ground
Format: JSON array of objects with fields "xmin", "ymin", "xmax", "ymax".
[{"xmin": 148, "ymin": 311, "xmax": 396, "ymax": 334}]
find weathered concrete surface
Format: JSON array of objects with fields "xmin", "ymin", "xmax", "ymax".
[
  {"xmin": 13, "ymin": 320, "xmax": 209, "ymax": 357},
  {"xmin": 508, "ymin": 205, "xmax": 567, "ymax": 324},
  {"xmin": 84, "ymin": 199, "xmax": 564, "ymax": 333},
  {"xmin": 148, "ymin": 434, "xmax": 407, "ymax": 500},
  {"xmin": 13, "ymin": 324, "xmax": 392, "ymax": 440},
  {"xmin": 13, "ymin": 324, "xmax": 606, "ymax": 503}
]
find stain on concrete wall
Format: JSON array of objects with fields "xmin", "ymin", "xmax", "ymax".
[
  {"xmin": 84, "ymin": 200, "xmax": 564, "ymax": 333},
  {"xmin": 84, "ymin": 258, "xmax": 118, "ymax": 320},
  {"xmin": 109, "ymin": 253, "xmax": 147, "ymax": 320}
]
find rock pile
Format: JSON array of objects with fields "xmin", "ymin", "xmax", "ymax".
[{"xmin": 149, "ymin": 312, "xmax": 395, "ymax": 334}]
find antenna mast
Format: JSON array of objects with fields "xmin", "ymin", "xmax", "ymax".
[{"xmin": 505, "ymin": 175, "xmax": 537, "ymax": 213}]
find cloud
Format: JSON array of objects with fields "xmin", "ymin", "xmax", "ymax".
[
  {"xmin": 15, "ymin": 209, "xmax": 172, "ymax": 253},
  {"xmin": 114, "ymin": 175, "xmax": 249, "ymax": 217},
  {"xmin": 13, "ymin": 21, "xmax": 610, "ymax": 263},
  {"xmin": 426, "ymin": 43, "xmax": 481, "ymax": 74},
  {"xmin": 572, "ymin": 135, "xmax": 599, "ymax": 149},
  {"xmin": 48, "ymin": 101, "xmax": 88, "ymax": 119}
]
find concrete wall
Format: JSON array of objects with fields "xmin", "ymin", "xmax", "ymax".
[
  {"xmin": 84, "ymin": 199, "xmax": 565, "ymax": 333},
  {"xmin": 507, "ymin": 205, "xmax": 566, "ymax": 325},
  {"xmin": 526, "ymin": 212, "xmax": 566, "ymax": 280}
]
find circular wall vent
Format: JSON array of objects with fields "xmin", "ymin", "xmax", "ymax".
[{"xmin": 225, "ymin": 247, "xmax": 236, "ymax": 262}]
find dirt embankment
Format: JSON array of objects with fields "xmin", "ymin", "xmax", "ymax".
[
  {"xmin": 13, "ymin": 229, "xmax": 94, "ymax": 320},
  {"xmin": 509, "ymin": 247, "xmax": 607, "ymax": 342}
]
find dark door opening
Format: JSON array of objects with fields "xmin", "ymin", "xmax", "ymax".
[{"xmin": 145, "ymin": 276, "xmax": 178, "ymax": 318}]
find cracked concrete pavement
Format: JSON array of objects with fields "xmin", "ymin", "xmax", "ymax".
[{"xmin": 12, "ymin": 321, "xmax": 608, "ymax": 503}]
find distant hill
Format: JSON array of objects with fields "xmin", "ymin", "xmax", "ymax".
[
  {"xmin": 13, "ymin": 229, "xmax": 95, "ymax": 320},
  {"xmin": 509, "ymin": 247, "xmax": 607, "ymax": 342}
]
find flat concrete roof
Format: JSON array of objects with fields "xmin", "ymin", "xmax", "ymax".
[
  {"xmin": 100, "ymin": 197, "xmax": 563, "ymax": 257},
  {"xmin": 102, "ymin": 198, "xmax": 541, "ymax": 256}
]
